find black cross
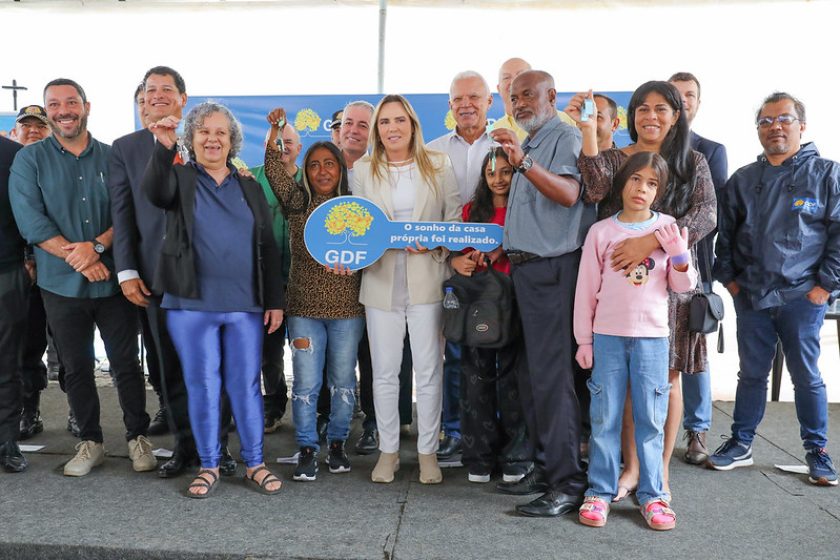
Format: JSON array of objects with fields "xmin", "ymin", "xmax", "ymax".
[{"xmin": 2, "ymin": 79, "xmax": 28, "ymax": 111}]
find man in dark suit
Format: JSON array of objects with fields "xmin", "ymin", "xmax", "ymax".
[
  {"xmin": 109, "ymin": 66, "xmax": 235, "ymax": 477},
  {"xmin": 0, "ymin": 135, "xmax": 27, "ymax": 473},
  {"xmin": 669, "ymin": 72, "xmax": 729, "ymax": 467}
]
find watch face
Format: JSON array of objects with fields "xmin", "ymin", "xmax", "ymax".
[{"xmin": 94, "ymin": 243, "xmax": 105, "ymax": 254}]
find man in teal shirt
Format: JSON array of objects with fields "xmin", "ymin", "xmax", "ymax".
[
  {"xmin": 9, "ymin": 79, "xmax": 155, "ymax": 477},
  {"xmin": 249, "ymin": 125, "xmax": 298, "ymax": 432}
]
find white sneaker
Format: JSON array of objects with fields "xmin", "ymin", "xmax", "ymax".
[
  {"xmin": 128, "ymin": 435, "xmax": 157, "ymax": 472},
  {"xmin": 64, "ymin": 440, "xmax": 105, "ymax": 477}
]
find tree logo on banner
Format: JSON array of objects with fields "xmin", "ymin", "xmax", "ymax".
[
  {"xmin": 324, "ymin": 201, "xmax": 374, "ymax": 245},
  {"xmin": 295, "ymin": 108, "xmax": 321, "ymax": 134}
]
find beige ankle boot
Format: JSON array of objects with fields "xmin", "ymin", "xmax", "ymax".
[
  {"xmin": 371, "ymin": 452, "xmax": 399, "ymax": 483},
  {"xmin": 418, "ymin": 452, "xmax": 442, "ymax": 484}
]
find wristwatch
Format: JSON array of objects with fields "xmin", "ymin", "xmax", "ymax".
[
  {"xmin": 517, "ymin": 154, "xmax": 534, "ymax": 173},
  {"xmin": 91, "ymin": 240, "xmax": 106, "ymax": 254}
]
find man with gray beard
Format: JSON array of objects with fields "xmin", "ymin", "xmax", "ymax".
[{"xmin": 489, "ymin": 70, "xmax": 595, "ymax": 517}]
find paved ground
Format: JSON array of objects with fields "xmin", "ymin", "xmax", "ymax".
[{"xmin": 1, "ymin": 382, "xmax": 838, "ymax": 560}]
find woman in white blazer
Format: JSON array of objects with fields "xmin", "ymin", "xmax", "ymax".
[{"xmin": 352, "ymin": 94, "xmax": 461, "ymax": 484}]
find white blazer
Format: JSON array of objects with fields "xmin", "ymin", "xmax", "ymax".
[{"xmin": 352, "ymin": 151, "xmax": 462, "ymax": 311}]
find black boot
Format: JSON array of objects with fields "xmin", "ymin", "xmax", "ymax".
[
  {"xmin": 158, "ymin": 442, "xmax": 198, "ymax": 478},
  {"xmin": 0, "ymin": 441, "xmax": 28, "ymax": 473},
  {"xmin": 19, "ymin": 392, "xmax": 44, "ymax": 440},
  {"xmin": 148, "ymin": 399, "xmax": 169, "ymax": 436}
]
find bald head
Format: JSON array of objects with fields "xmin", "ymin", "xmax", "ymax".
[
  {"xmin": 511, "ymin": 70, "xmax": 557, "ymax": 135},
  {"xmin": 497, "ymin": 57, "xmax": 532, "ymax": 115}
]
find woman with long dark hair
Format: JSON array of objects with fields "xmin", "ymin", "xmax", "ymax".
[
  {"xmin": 263, "ymin": 111, "xmax": 365, "ymax": 483},
  {"xmin": 567, "ymin": 81, "xmax": 716, "ymax": 501}
]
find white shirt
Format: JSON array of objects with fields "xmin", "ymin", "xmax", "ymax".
[{"xmin": 427, "ymin": 128, "xmax": 494, "ymax": 205}]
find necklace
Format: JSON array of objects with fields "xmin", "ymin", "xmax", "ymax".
[{"xmin": 387, "ymin": 157, "xmax": 414, "ymax": 166}]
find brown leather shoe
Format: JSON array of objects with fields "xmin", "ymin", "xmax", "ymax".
[{"xmin": 683, "ymin": 431, "xmax": 709, "ymax": 465}]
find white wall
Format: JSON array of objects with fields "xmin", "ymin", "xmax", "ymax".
[{"xmin": 1, "ymin": 0, "xmax": 836, "ymax": 173}]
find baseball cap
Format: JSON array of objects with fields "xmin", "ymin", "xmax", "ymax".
[
  {"xmin": 330, "ymin": 110, "xmax": 343, "ymax": 130},
  {"xmin": 16, "ymin": 105, "xmax": 49, "ymax": 125}
]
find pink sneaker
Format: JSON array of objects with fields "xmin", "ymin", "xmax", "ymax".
[
  {"xmin": 641, "ymin": 499, "xmax": 676, "ymax": 531},
  {"xmin": 578, "ymin": 496, "xmax": 609, "ymax": 527}
]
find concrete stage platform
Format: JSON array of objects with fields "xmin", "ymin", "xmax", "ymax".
[{"xmin": 0, "ymin": 384, "xmax": 838, "ymax": 560}]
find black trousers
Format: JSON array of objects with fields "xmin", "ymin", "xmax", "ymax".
[
  {"xmin": 41, "ymin": 290, "xmax": 149, "ymax": 443},
  {"xmin": 0, "ymin": 266, "xmax": 29, "ymax": 442},
  {"xmin": 262, "ymin": 316, "xmax": 288, "ymax": 419},
  {"xmin": 459, "ymin": 338, "xmax": 532, "ymax": 471},
  {"xmin": 21, "ymin": 285, "xmax": 48, "ymax": 401},
  {"xmin": 138, "ymin": 307, "xmax": 163, "ymax": 404},
  {"xmin": 511, "ymin": 252, "xmax": 587, "ymax": 494},
  {"xmin": 358, "ymin": 327, "xmax": 414, "ymax": 430}
]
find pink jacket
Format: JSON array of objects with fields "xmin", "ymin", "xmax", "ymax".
[{"xmin": 574, "ymin": 213, "xmax": 697, "ymax": 345}]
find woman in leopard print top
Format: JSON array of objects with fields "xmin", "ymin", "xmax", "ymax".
[{"xmin": 265, "ymin": 108, "xmax": 364, "ymax": 479}]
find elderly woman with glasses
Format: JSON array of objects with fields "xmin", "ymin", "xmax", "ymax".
[{"xmin": 142, "ymin": 101, "xmax": 285, "ymax": 498}]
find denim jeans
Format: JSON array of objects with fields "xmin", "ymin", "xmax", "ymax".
[
  {"xmin": 441, "ymin": 340, "xmax": 461, "ymax": 438},
  {"xmin": 682, "ymin": 370, "xmax": 712, "ymax": 432},
  {"xmin": 288, "ymin": 316, "xmax": 364, "ymax": 451},
  {"xmin": 586, "ymin": 334, "xmax": 670, "ymax": 505},
  {"xmin": 731, "ymin": 294, "xmax": 828, "ymax": 450}
]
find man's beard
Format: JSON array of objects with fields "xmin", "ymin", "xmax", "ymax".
[
  {"xmin": 515, "ymin": 109, "xmax": 552, "ymax": 134},
  {"xmin": 50, "ymin": 113, "xmax": 88, "ymax": 140}
]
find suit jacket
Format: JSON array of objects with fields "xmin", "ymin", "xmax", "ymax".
[
  {"xmin": 690, "ymin": 131, "xmax": 728, "ymax": 194},
  {"xmin": 351, "ymin": 152, "xmax": 461, "ymax": 310},
  {"xmin": 690, "ymin": 132, "xmax": 728, "ymax": 284},
  {"xmin": 1, "ymin": 136, "xmax": 24, "ymax": 272},
  {"xmin": 142, "ymin": 141, "xmax": 285, "ymax": 310},
  {"xmin": 108, "ymin": 128, "xmax": 167, "ymax": 292}
]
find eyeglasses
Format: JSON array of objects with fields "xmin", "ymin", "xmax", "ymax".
[{"xmin": 757, "ymin": 114, "xmax": 799, "ymax": 128}]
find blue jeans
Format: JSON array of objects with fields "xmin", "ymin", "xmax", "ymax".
[
  {"xmin": 441, "ymin": 340, "xmax": 461, "ymax": 439},
  {"xmin": 288, "ymin": 316, "xmax": 364, "ymax": 451},
  {"xmin": 682, "ymin": 370, "xmax": 712, "ymax": 432},
  {"xmin": 586, "ymin": 334, "xmax": 670, "ymax": 505},
  {"xmin": 731, "ymin": 294, "xmax": 828, "ymax": 450}
]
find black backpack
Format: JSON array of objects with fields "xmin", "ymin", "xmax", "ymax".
[{"xmin": 442, "ymin": 260, "xmax": 519, "ymax": 348}]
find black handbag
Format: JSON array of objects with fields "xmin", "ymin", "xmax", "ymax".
[
  {"xmin": 688, "ymin": 243, "xmax": 725, "ymax": 352},
  {"xmin": 442, "ymin": 258, "xmax": 518, "ymax": 349}
]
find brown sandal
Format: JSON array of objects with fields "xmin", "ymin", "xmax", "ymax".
[
  {"xmin": 244, "ymin": 466, "xmax": 283, "ymax": 495},
  {"xmin": 186, "ymin": 469, "xmax": 219, "ymax": 499}
]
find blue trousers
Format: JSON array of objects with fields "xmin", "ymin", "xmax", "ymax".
[
  {"xmin": 682, "ymin": 370, "xmax": 712, "ymax": 432},
  {"xmin": 167, "ymin": 310, "xmax": 265, "ymax": 469},
  {"xmin": 731, "ymin": 294, "xmax": 828, "ymax": 450},
  {"xmin": 441, "ymin": 340, "xmax": 461, "ymax": 438},
  {"xmin": 586, "ymin": 334, "xmax": 671, "ymax": 505},
  {"xmin": 288, "ymin": 316, "xmax": 364, "ymax": 451}
]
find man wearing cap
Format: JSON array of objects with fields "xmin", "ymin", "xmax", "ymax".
[
  {"xmin": 12, "ymin": 106, "xmax": 54, "ymax": 442},
  {"xmin": 10, "ymin": 78, "xmax": 155, "ymax": 477},
  {"xmin": 330, "ymin": 109, "xmax": 343, "ymax": 147}
]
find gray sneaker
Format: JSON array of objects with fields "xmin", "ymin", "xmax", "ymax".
[
  {"xmin": 64, "ymin": 440, "xmax": 105, "ymax": 477},
  {"xmin": 128, "ymin": 435, "xmax": 157, "ymax": 472}
]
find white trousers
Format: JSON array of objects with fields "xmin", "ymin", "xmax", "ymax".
[{"xmin": 366, "ymin": 302, "xmax": 443, "ymax": 454}]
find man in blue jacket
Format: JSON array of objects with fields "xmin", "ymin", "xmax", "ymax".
[{"xmin": 711, "ymin": 92, "xmax": 839, "ymax": 486}]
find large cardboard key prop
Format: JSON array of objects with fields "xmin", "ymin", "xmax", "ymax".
[{"xmin": 304, "ymin": 196, "xmax": 503, "ymax": 271}]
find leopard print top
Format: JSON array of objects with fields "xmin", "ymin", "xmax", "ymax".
[{"xmin": 265, "ymin": 148, "xmax": 364, "ymax": 319}]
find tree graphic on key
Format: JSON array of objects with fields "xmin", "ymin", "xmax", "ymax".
[{"xmin": 324, "ymin": 201, "xmax": 374, "ymax": 245}]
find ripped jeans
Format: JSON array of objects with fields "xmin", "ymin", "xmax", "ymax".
[{"xmin": 287, "ymin": 315, "xmax": 365, "ymax": 451}]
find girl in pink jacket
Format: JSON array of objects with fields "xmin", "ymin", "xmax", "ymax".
[{"xmin": 573, "ymin": 152, "xmax": 696, "ymax": 531}]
